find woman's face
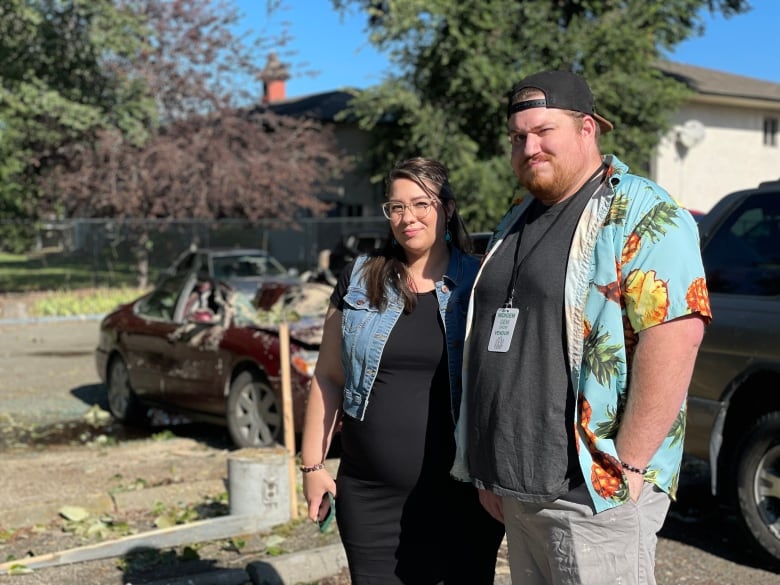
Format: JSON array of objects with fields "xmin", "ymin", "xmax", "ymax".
[{"xmin": 385, "ymin": 178, "xmax": 450, "ymax": 260}]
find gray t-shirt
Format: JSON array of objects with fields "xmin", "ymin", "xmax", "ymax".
[{"xmin": 466, "ymin": 181, "xmax": 599, "ymax": 501}]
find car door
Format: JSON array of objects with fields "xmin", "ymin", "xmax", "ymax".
[
  {"xmin": 686, "ymin": 191, "xmax": 780, "ymax": 460},
  {"xmin": 121, "ymin": 272, "xmax": 191, "ymax": 400},
  {"xmin": 162, "ymin": 279, "xmax": 231, "ymax": 414}
]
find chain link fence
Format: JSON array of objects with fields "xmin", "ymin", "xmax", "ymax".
[{"xmin": 5, "ymin": 217, "xmax": 388, "ymax": 288}]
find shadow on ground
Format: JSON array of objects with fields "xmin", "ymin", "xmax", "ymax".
[
  {"xmin": 661, "ymin": 457, "xmax": 780, "ymax": 573},
  {"xmin": 72, "ymin": 383, "xmax": 110, "ymax": 411},
  {"xmin": 0, "ymin": 384, "xmax": 235, "ymax": 451}
]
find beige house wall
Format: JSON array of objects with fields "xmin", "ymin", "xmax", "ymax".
[
  {"xmin": 651, "ymin": 102, "xmax": 780, "ymax": 213},
  {"xmin": 270, "ymin": 63, "xmax": 780, "ymax": 219}
]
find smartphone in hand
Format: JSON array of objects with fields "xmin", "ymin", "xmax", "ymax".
[{"xmin": 318, "ymin": 492, "xmax": 335, "ymax": 533}]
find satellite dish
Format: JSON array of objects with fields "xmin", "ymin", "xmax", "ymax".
[{"xmin": 676, "ymin": 119, "xmax": 706, "ymax": 149}]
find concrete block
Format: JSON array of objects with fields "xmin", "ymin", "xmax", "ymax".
[{"xmin": 246, "ymin": 543, "xmax": 347, "ymax": 585}]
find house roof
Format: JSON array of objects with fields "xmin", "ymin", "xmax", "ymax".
[
  {"xmin": 657, "ymin": 61, "xmax": 780, "ymax": 103},
  {"xmin": 265, "ymin": 90, "xmax": 359, "ymax": 122},
  {"xmin": 258, "ymin": 62, "xmax": 780, "ymax": 122}
]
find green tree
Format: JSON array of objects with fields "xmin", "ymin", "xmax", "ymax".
[
  {"xmin": 330, "ymin": 0, "xmax": 750, "ymax": 231},
  {"xmin": 41, "ymin": 1, "xmax": 349, "ymax": 286},
  {"xmin": 0, "ymin": 0, "xmax": 153, "ymax": 251},
  {"xmin": 2, "ymin": 0, "xmax": 349, "ymax": 286}
]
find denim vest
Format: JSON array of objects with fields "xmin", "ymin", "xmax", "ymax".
[{"xmin": 340, "ymin": 246, "xmax": 479, "ymax": 422}]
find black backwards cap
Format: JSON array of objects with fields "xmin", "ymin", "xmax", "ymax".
[{"xmin": 507, "ymin": 70, "xmax": 614, "ymax": 134}]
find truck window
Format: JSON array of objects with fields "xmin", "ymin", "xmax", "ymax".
[{"xmin": 702, "ymin": 192, "xmax": 780, "ymax": 296}]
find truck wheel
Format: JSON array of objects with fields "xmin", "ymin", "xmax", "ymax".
[
  {"xmin": 226, "ymin": 371, "xmax": 282, "ymax": 448},
  {"xmin": 106, "ymin": 356, "xmax": 145, "ymax": 424},
  {"xmin": 734, "ymin": 411, "xmax": 780, "ymax": 564}
]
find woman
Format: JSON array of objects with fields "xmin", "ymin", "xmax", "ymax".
[{"xmin": 300, "ymin": 157, "xmax": 504, "ymax": 584}]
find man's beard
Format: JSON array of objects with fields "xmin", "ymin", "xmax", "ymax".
[{"xmin": 517, "ymin": 159, "xmax": 572, "ymax": 204}]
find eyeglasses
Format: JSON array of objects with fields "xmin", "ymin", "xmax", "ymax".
[{"xmin": 381, "ymin": 200, "xmax": 435, "ymax": 220}]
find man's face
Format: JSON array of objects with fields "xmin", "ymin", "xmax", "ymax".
[{"xmin": 507, "ymin": 99, "xmax": 590, "ymax": 205}]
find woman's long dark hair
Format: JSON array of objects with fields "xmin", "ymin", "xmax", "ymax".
[{"xmin": 361, "ymin": 157, "xmax": 472, "ymax": 312}]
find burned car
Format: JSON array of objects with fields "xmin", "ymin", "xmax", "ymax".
[
  {"xmin": 158, "ymin": 247, "xmax": 301, "ymax": 300},
  {"xmin": 95, "ymin": 270, "xmax": 329, "ymax": 448}
]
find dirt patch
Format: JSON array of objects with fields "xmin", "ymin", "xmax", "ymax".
[
  {"xmin": 0, "ymin": 437, "xmax": 345, "ymax": 585},
  {"xmin": 0, "ymin": 295, "xmax": 348, "ymax": 584},
  {"xmin": 0, "ymin": 505, "xmax": 347, "ymax": 585}
]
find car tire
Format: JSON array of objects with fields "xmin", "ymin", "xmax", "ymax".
[
  {"xmin": 733, "ymin": 410, "xmax": 780, "ymax": 564},
  {"xmin": 226, "ymin": 371, "xmax": 282, "ymax": 448},
  {"xmin": 106, "ymin": 356, "xmax": 145, "ymax": 424}
]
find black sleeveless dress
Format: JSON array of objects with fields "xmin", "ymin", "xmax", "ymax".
[{"xmin": 334, "ymin": 280, "xmax": 504, "ymax": 585}]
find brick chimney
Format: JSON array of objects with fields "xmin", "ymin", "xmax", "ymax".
[{"xmin": 261, "ymin": 53, "xmax": 290, "ymax": 104}]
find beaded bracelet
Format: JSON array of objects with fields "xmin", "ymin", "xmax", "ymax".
[
  {"xmin": 299, "ymin": 463, "xmax": 325, "ymax": 473},
  {"xmin": 620, "ymin": 460, "xmax": 648, "ymax": 475}
]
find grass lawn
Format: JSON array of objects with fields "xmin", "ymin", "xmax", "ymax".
[
  {"xmin": 0, "ymin": 250, "xmax": 144, "ymax": 292},
  {"xmin": 0, "ymin": 251, "xmax": 150, "ymax": 317}
]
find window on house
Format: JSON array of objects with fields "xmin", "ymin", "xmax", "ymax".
[{"xmin": 763, "ymin": 117, "xmax": 778, "ymax": 146}]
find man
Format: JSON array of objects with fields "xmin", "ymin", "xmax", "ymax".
[{"xmin": 452, "ymin": 70, "xmax": 712, "ymax": 585}]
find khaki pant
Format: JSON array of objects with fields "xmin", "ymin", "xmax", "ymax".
[{"xmin": 503, "ymin": 482, "xmax": 670, "ymax": 585}]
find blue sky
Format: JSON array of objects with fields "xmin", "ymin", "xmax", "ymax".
[{"xmin": 235, "ymin": 0, "xmax": 780, "ymax": 98}]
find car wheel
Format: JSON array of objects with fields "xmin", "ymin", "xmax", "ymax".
[
  {"xmin": 106, "ymin": 356, "xmax": 145, "ymax": 424},
  {"xmin": 226, "ymin": 371, "xmax": 282, "ymax": 448},
  {"xmin": 734, "ymin": 410, "xmax": 780, "ymax": 564}
]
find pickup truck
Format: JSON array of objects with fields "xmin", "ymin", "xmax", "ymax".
[{"xmin": 686, "ymin": 178, "xmax": 780, "ymax": 564}]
